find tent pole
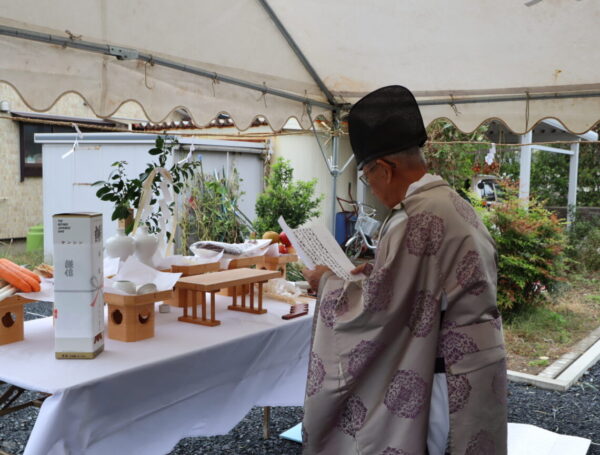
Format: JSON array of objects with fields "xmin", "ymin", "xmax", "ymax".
[
  {"xmin": 331, "ymin": 112, "xmax": 341, "ymax": 233},
  {"xmin": 567, "ymin": 141, "xmax": 580, "ymax": 227},
  {"xmin": 519, "ymin": 131, "xmax": 533, "ymax": 203}
]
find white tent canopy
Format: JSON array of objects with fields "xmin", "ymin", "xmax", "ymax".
[{"xmin": 1, "ymin": 0, "xmax": 600, "ymax": 133}]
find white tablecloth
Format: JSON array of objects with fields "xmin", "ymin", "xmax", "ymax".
[{"xmin": 0, "ymin": 296, "xmax": 313, "ymax": 455}]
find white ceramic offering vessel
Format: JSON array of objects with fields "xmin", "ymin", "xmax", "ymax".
[
  {"xmin": 134, "ymin": 225, "xmax": 159, "ymax": 267},
  {"xmin": 105, "ymin": 224, "xmax": 135, "ymax": 261}
]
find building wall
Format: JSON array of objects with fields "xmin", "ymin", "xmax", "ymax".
[
  {"xmin": 273, "ymin": 132, "xmax": 357, "ymax": 231},
  {"xmin": 0, "ymin": 83, "xmax": 147, "ymax": 239}
]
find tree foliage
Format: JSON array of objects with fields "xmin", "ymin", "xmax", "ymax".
[
  {"xmin": 254, "ymin": 157, "xmax": 324, "ymax": 233},
  {"xmin": 93, "ymin": 136, "xmax": 200, "ymax": 234}
]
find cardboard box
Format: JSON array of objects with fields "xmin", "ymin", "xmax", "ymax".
[{"xmin": 53, "ymin": 213, "xmax": 105, "ymax": 359}]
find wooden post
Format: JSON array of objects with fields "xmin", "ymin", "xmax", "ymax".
[
  {"xmin": 250, "ymin": 283, "xmax": 255, "ymax": 311},
  {"xmin": 182, "ymin": 290, "xmax": 188, "ymax": 318},
  {"xmin": 201, "ymin": 291, "xmax": 206, "ymax": 321},
  {"xmin": 210, "ymin": 292, "xmax": 216, "ymax": 323},
  {"xmin": 190, "ymin": 291, "xmax": 196, "ymax": 319},
  {"xmin": 262, "ymin": 406, "xmax": 271, "ymax": 439},
  {"xmin": 258, "ymin": 282, "xmax": 264, "ymax": 313}
]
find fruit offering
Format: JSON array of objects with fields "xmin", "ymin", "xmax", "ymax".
[{"xmin": 262, "ymin": 231, "xmax": 280, "ymax": 244}]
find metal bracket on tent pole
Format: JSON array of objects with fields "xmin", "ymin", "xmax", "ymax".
[
  {"xmin": 0, "ymin": 24, "xmax": 333, "ymax": 111},
  {"xmin": 108, "ymin": 46, "xmax": 139, "ymax": 60}
]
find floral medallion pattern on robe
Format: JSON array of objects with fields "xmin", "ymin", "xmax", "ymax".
[
  {"xmin": 405, "ymin": 211, "xmax": 445, "ymax": 256},
  {"xmin": 465, "ymin": 430, "xmax": 495, "ymax": 455},
  {"xmin": 306, "ymin": 352, "xmax": 326, "ymax": 397},
  {"xmin": 381, "ymin": 448, "xmax": 410, "ymax": 455},
  {"xmin": 336, "ymin": 394, "xmax": 367, "ymax": 437},
  {"xmin": 456, "ymin": 250, "xmax": 487, "ymax": 295},
  {"xmin": 363, "ymin": 266, "xmax": 393, "ymax": 312},
  {"xmin": 438, "ymin": 330, "xmax": 479, "ymax": 367},
  {"xmin": 348, "ymin": 340, "xmax": 383, "ymax": 378},
  {"xmin": 450, "ymin": 192, "xmax": 481, "ymax": 229},
  {"xmin": 319, "ymin": 287, "xmax": 348, "ymax": 328},
  {"xmin": 447, "ymin": 373, "xmax": 472, "ymax": 414},
  {"xmin": 384, "ymin": 369, "xmax": 427, "ymax": 419},
  {"xmin": 492, "ymin": 359, "xmax": 508, "ymax": 405},
  {"xmin": 408, "ymin": 290, "xmax": 437, "ymax": 337}
]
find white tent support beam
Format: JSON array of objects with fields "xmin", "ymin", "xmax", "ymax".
[
  {"xmin": 519, "ymin": 131, "xmax": 533, "ymax": 201},
  {"xmin": 531, "ymin": 145, "xmax": 574, "ymax": 155},
  {"xmin": 0, "ymin": 24, "xmax": 334, "ymax": 111},
  {"xmin": 567, "ymin": 142, "xmax": 580, "ymax": 226},
  {"xmin": 257, "ymin": 0, "xmax": 338, "ymax": 108}
]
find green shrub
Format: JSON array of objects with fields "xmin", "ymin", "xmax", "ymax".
[
  {"xmin": 254, "ymin": 157, "xmax": 323, "ymax": 233},
  {"xmin": 178, "ymin": 165, "xmax": 250, "ymax": 252},
  {"xmin": 567, "ymin": 213, "xmax": 600, "ymax": 272},
  {"xmin": 479, "ymin": 183, "xmax": 569, "ymax": 314}
]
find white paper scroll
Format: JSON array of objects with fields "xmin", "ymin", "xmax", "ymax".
[{"xmin": 278, "ymin": 217, "xmax": 363, "ymax": 282}]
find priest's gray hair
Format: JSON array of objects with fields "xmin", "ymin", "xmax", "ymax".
[{"xmin": 386, "ymin": 146, "xmax": 427, "ymax": 167}]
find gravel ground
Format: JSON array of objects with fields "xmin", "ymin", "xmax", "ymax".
[{"xmin": 1, "ymin": 302, "xmax": 598, "ymax": 454}]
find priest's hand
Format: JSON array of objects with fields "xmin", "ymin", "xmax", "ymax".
[
  {"xmin": 351, "ymin": 262, "xmax": 373, "ymax": 277},
  {"xmin": 302, "ymin": 265, "xmax": 331, "ymax": 293}
]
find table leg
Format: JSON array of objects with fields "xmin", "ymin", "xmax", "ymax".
[
  {"xmin": 250, "ymin": 283, "xmax": 255, "ymax": 311},
  {"xmin": 201, "ymin": 291, "xmax": 206, "ymax": 321},
  {"xmin": 210, "ymin": 292, "xmax": 216, "ymax": 323},
  {"xmin": 182, "ymin": 289, "xmax": 188, "ymax": 318},
  {"xmin": 190, "ymin": 291, "xmax": 196, "ymax": 320},
  {"xmin": 242, "ymin": 289, "xmax": 246, "ymax": 308},
  {"xmin": 262, "ymin": 406, "xmax": 271, "ymax": 439},
  {"xmin": 232, "ymin": 286, "xmax": 237, "ymax": 308},
  {"xmin": 258, "ymin": 282, "xmax": 264, "ymax": 313}
]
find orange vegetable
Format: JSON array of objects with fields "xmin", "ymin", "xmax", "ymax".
[
  {"xmin": 0, "ymin": 259, "xmax": 41, "ymax": 283},
  {"xmin": 0, "ymin": 259, "xmax": 41, "ymax": 292},
  {"xmin": 0, "ymin": 262, "xmax": 32, "ymax": 292}
]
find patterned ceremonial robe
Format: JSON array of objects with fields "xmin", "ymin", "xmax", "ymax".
[{"xmin": 302, "ymin": 178, "xmax": 507, "ymax": 455}]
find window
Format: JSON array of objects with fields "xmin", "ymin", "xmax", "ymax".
[{"xmin": 19, "ymin": 122, "xmax": 72, "ymax": 181}]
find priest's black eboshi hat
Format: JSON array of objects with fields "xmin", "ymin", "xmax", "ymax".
[{"xmin": 348, "ymin": 85, "xmax": 427, "ymax": 169}]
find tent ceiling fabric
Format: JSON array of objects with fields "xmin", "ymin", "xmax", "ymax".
[{"xmin": 1, "ymin": 0, "xmax": 599, "ymax": 133}]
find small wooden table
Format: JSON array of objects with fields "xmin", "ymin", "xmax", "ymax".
[
  {"xmin": 176, "ymin": 268, "xmax": 281, "ymax": 327},
  {"xmin": 166, "ymin": 262, "xmax": 221, "ymax": 307}
]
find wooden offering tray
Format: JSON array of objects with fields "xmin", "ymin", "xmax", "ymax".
[
  {"xmin": 171, "ymin": 261, "xmax": 221, "ymax": 276},
  {"xmin": 166, "ymin": 262, "xmax": 221, "ymax": 307},
  {"xmin": 225, "ymin": 255, "xmax": 266, "ymax": 270},
  {"xmin": 0, "ymin": 295, "xmax": 34, "ymax": 346},
  {"xmin": 104, "ymin": 290, "xmax": 173, "ymax": 342},
  {"xmin": 262, "ymin": 254, "xmax": 298, "ymax": 277},
  {"xmin": 176, "ymin": 268, "xmax": 281, "ymax": 327}
]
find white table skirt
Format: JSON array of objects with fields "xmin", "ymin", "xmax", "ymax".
[{"xmin": 0, "ymin": 296, "xmax": 313, "ymax": 455}]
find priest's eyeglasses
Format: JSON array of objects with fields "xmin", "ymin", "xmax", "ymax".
[{"xmin": 359, "ymin": 159, "xmax": 396, "ymax": 186}]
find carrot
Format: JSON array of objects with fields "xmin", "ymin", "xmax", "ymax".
[
  {"xmin": 0, "ymin": 262, "xmax": 32, "ymax": 292},
  {"xmin": 0, "ymin": 259, "xmax": 41, "ymax": 283},
  {"xmin": 0, "ymin": 259, "xmax": 41, "ymax": 292}
]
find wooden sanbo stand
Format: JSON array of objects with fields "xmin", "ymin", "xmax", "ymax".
[
  {"xmin": 104, "ymin": 290, "xmax": 173, "ymax": 342},
  {"xmin": 175, "ymin": 268, "xmax": 281, "ymax": 326},
  {"xmin": 0, "ymin": 295, "xmax": 33, "ymax": 346}
]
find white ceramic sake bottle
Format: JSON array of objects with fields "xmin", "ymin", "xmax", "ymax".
[
  {"xmin": 105, "ymin": 220, "xmax": 135, "ymax": 261},
  {"xmin": 134, "ymin": 225, "xmax": 159, "ymax": 267}
]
